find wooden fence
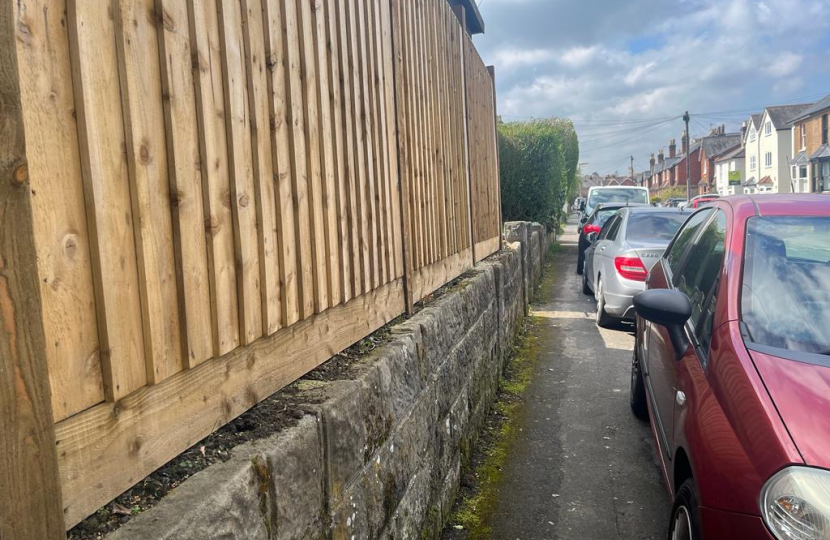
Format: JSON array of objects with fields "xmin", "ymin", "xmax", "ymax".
[{"xmin": 0, "ymin": 0, "xmax": 500, "ymax": 536}]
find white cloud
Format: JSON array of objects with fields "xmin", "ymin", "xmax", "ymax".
[{"xmin": 474, "ymin": 0, "xmax": 830, "ymax": 174}]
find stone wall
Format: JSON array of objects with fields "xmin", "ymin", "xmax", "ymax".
[{"xmin": 107, "ymin": 222, "xmax": 548, "ymax": 540}]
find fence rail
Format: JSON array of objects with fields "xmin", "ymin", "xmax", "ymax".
[{"xmin": 1, "ymin": 0, "xmax": 501, "ymax": 534}]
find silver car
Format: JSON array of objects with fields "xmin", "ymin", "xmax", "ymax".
[{"xmin": 582, "ymin": 207, "xmax": 688, "ymax": 327}]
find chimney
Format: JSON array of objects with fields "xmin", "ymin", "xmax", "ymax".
[
  {"xmin": 740, "ymin": 121, "xmax": 747, "ymax": 143},
  {"xmin": 681, "ymin": 130, "xmax": 688, "ymax": 155},
  {"xmin": 658, "ymin": 149, "xmax": 664, "ymax": 163},
  {"xmin": 669, "ymin": 139, "xmax": 676, "ymax": 158},
  {"xmin": 720, "ymin": 124, "xmax": 726, "ymax": 135},
  {"xmin": 649, "ymin": 153, "xmax": 656, "ymax": 169}
]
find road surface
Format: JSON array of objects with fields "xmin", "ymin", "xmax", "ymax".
[{"xmin": 489, "ymin": 216, "xmax": 671, "ymax": 540}]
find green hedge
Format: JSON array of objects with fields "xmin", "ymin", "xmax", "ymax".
[{"xmin": 498, "ymin": 118, "xmax": 579, "ymax": 229}]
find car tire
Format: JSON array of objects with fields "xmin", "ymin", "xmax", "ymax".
[
  {"xmin": 582, "ymin": 270, "xmax": 592, "ymax": 295},
  {"xmin": 668, "ymin": 479, "xmax": 702, "ymax": 540},
  {"xmin": 595, "ymin": 277, "xmax": 613, "ymax": 328},
  {"xmin": 577, "ymin": 250, "xmax": 584, "ymax": 275},
  {"xmin": 630, "ymin": 349, "xmax": 648, "ymax": 420}
]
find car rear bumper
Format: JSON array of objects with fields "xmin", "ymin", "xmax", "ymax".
[
  {"xmin": 700, "ymin": 507, "xmax": 774, "ymax": 540},
  {"xmin": 602, "ymin": 280, "xmax": 644, "ymax": 319}
]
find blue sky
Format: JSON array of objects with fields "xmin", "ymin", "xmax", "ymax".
[{"xmin": 471, "ymin": 0, "xmax": 830, "ymax": 175}]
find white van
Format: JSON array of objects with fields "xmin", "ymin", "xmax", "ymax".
[{"xmin": 584, "ymin": 186, "xmax": 650, "ymax": 217}]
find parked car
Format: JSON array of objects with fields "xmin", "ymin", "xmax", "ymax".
[
  {"xmin": 663, "ymin": 198, "xmax": 687, "ymax": 208},
  {"xmin": 629, "ymin": 194, "xmax": 830, "ymax": 540},
  {"xmin": 582, "ymin": 207, "xmax": 688, "ymax": 327},
  {"xmin": 689, "ymin": 194, "xmax": 719, "ymax": 209},
  {"xmin": 577, "ymin": 202, "xmax": 647, "ymax": 274},
  {"xmin": 584, "ymin": 185, "xmax": 650, "ymax": 218}
]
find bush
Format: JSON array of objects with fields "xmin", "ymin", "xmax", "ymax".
[{"xmin": 499, "ymin": 118, "xmax": 579, "ymax": 229}]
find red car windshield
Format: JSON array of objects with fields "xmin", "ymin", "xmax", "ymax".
[{"xmin": 741, "ymin": 216, "xmax": 830, "ymax": 355}]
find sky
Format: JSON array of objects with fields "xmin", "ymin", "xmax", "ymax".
[{"xmin": 470, "ymin": 0, "xmax": 830, "ymax": 175}]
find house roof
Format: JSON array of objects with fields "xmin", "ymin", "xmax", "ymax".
[
  {"xmin": 743, "ymin": 177, "xmax": 757, "ymax": 187},
  {"xmin": 810, "ymin": 145, "xmax": 830, "ymax": 160},
  {"xmin": 701, "ymin": 134, "xmax": 741, "ymax": 159},
  {"xmin": 448, "ymin": 0, "xmax": 485, "ymax": 34},
  {"xmin": 715, "ymin": 146, "xmax": 745, "ymax": 162},
  {"xmin": 793, "ymin": 151, "xmax": 809, "ymax": 165},
  {"xmin": 750, "ymin": 113, "xmax": 763, "ymax": 128},
  {"xmin": 758, "ymin": 176, "xmax": 773, "ymax": 185},
  {"xmin": 765, "ymin": 104, "xmax": 812, "ymax": 130},
  {"xmin": 790, "ymin": 93, "xmax": 830, "ymax": 123}
]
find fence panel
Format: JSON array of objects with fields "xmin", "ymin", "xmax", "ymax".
[
  {"xmin": 464, "ymin": 36, "xmax": 501, "ymax": 262},
  {"xmin": 392, "ymin": 0, "xmax": 474, "ymax": 304},
  {"xmin": 7, "ymin": 0, "xmax": 500, "ymax": 531}
]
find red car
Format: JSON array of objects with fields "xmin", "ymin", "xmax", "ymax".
[
  {"xmin": 630, "ymin": 194, "xmax": 830, "ymax": 540},
  {"xmin": 690, "ymin": 195, "xmax": 719, "ymax": 209}
]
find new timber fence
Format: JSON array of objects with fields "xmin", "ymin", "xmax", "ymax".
[{"xmin": 0, "ymin": 0, "xmax": 501, "ymax": 536}]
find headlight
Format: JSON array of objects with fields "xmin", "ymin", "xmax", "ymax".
[{"xmin": 762, "ymin": 467, "xmax": 830, "ymax": 540}]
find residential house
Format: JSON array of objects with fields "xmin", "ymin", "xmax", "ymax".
[
  {"xmin": 789, "ymin": 93, "xmax": 830, "ymax": 193},
  {"xmin": 698, "ymin": 126, "xmax": 741, "ymax": 194},
  {"xmin": 668, "ymin": 132, "xmax": 702, "ymax": 196},
  {"xmin": 749, "ymin": 104, "xmax": 811, "ymax": 193},
  {"xmin": 714, "ymin": 146, "xmax": 746, "ymax": 196},
  {"xmin": 743, "ymin": 113, "xmax": 763, "ymax": 193}
]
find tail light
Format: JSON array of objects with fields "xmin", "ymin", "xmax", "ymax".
[
  {"xmin": 583, "ymin": 224, "xmax": 602, "ymax": 235},
  {"xmin": 614, "ymin": 256, "xmax": 648, "ymax": 281}
]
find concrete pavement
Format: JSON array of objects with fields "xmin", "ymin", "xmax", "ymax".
[{"xmin": 488, "ymin": 216, "xmax": 670, "ymax": 540}]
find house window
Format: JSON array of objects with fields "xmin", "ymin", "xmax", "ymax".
[
  {"xmin": 750, "ymin": 127, "xmax": 756, "ymax": 142},
  {"xmin": 765, "ymin": 152, "xmax": 772, "ymax": 168},
  {"xmin": 750, "ymin": 155, "xmax": 757, "ymax": 170},
  {"xmin": 765, "ymin": 121, "xmax": 772, "ymax": 136},
  {"xmin": 823, "ymin": 114, "xmax": 828, "ymax": 145},
  {"xmin": 800, "ymin": 165, "xmax": 808, "ymax": 179},
  {"xmin": 801, "ymin": 123, "xmax": 807, "ymax": 150},
  {"xmin": 792, "ymin": 165, "xmax": 798, "ymax": 179}
]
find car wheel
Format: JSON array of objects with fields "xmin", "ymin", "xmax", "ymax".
[
  {"xmin": 668, "ymin": 480, "xmax": 702, "ymax": 540},
  {"xmin": 595, "ymin": 277, "xmax": 613, "ymax": 328},
  {"xmin": 582, "ymin": 270, "xmax": 592, "ymax": 295},
  {"xmin": 577, "ymin": 250, "xmax": 584, "ymax": 275},
  {"xmin": 630, "ymin": 348, "xmax": 648, "ymax": 420}
]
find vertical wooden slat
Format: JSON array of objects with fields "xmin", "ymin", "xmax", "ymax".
[
  {"xmin": 379, "ymin": 0, "xmax": 404, "ymax": 280},
  {"xmin": 188, "ymin": 0, "xmax": 241, "ymax": 356},
  {"xmin": 429, "ymin": 0, "xmax": 447, "ymax": 261},
  {"xmin": 69, "ymin": 0, "xmax": 148, "ymax": 401},
  {"xmin": 324, "ymin": 0, "xmax": 353, "ymax": 302},
  {"xmin": 389, "ymin": 0, "xmax": 413, "ymax": 310},
  {"xmin": 242, "ymin": 0, "xmax": 281, "ymax": 335},
  {"xmin": 1, "ymin": 3, "xmax": 66, "ymax": 536},
  {"xmin": 354, "ymin": 0, "xmax": 380, "ymax": 290},
  {"xmin": 114, "ymin": 0, "xmax": 182, "ymax": 384},
  {"xmin": 156, "ymin": 0, "xmax": 215, "ymax": 369},
  {"xmin": 217, "ymin": 0, "xmax": 263, "ymax": 345},
  {"xmin": 334, "ymin": 0, "xmax": 363, "ymax": 298},
  {"xmin": 283, "ymin": 0, "xmax": 316, "ymax": 318},
  {"xmin": 363, "ymin": 0, "xmax": 389, "ymax": 286},
  {"xmin": 406, "ymin": 0, "xmax": 424, "ymax": 270},
  {"xmin": 262, "ymin": 0, "xmax": 300, "ymax": 327},
  {"xmin": 14, "ymin": 0, "xmax": 104, "ymax": 421},
  {"xmin": 311, "ymin": 0, "xmax": 342, "ymax": 307},
  {"xmin": 454, "ymin": 5, "xmax": 476, "ymax": 263},
  {"xmin": 345, "ymin": 0, "xmax": 372, "ymax": 292}
]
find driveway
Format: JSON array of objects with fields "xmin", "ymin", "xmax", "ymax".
[{"xmin": 488, "ymin": 216, "xmax": 670, "ymax": 540}]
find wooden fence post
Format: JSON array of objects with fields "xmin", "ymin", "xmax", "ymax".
[
  {"xmin": 389, "ymin": 0, "xmax": 413, "ymax": 314},
  {"xmin": 453, "ymin": 4, "xmax": 477, "ymax": 265},
  {"xmin": 486, "ymin": 65, "xmax": 503, "ymax": 247},
  {"xmin": 0, "ymin": 3, "xmax": 67, "ymax": 539}
]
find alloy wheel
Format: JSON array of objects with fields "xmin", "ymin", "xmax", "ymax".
[{"xmin": 671, "ymin": 506, "xmax": 693, "ymax": 540}]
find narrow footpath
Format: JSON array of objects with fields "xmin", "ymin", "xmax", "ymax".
[{"xmin": 488, "ymin": 216, "xmax": 670, "ymax": 540}]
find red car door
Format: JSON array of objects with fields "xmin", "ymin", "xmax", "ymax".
[{"xmin": 643, "ymin": 209, "xmax": 713, "ymax": 457}]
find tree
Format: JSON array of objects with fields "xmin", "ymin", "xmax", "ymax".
[{"xmin": 498, "ymin": 118, "xmax": 579, "ymax": 228}]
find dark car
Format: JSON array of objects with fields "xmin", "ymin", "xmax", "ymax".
[
  {"xmin": 629, "ymin": 194, "xmax": 830, "ymax": 539},
  {"xmin": 577, "ymin": 202, "xmax": 646, "ymax": 274}
]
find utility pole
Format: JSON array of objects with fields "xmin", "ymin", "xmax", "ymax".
[
  {"xmin": 630, "ymin": 155, "xmax": 634, "ymax": 181},
  {"xmin": 683, "ymin": 111, "xmax": 691, "ymax": 201}
]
